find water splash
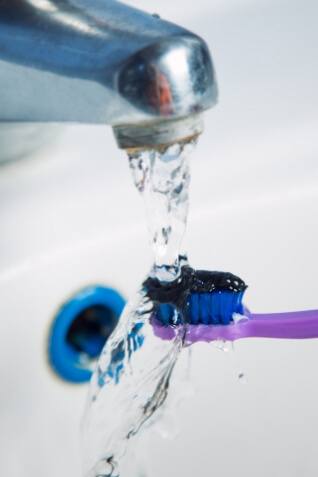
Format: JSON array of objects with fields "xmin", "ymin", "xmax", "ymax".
[
  {"xmin": 82, "ymin": 139, "xmax": 197, "ymax": 477},
  {"xmin": 212, "ymin": 340, "xmax": 247, "ymax": 385},
  {"xmin": 82, "ymin": 289, "xmax": 186, "ymax": 476},
  {"xmin": 213, "ymin": 340, "xmax": 234, "ymax": 353}
]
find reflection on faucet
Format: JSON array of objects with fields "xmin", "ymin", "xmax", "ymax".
[
  {"xmin": 148, "ymin": 65, "xmax": 174, "ymax": 116},
  {"xmin": 23, "ymin": 0, "xmax": 108, "ymax": 36}
]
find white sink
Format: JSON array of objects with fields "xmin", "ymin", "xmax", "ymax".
[{"xmin": 0, "ymin": 0, "xmax": 317, "ymax": 476}]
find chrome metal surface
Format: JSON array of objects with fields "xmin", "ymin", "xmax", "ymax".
[{"xmin": 0, "ymin": 0, "xmax": 217, "ymax": 148}]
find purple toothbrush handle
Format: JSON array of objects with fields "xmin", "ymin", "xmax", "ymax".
[{"xmin": 152, "ymin": 309, "xmax": 318, "ymax": 343}]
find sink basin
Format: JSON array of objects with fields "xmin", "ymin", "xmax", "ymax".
[{"xmin": 0, "ymin": 0, "xmax": 317, "ymax": 476}]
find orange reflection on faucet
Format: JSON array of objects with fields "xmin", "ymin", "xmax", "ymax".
[{"xmin": 147, "ymin": 65, "xmax": 174, "ymax": 116}]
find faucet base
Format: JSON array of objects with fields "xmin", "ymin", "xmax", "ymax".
[{"xmin": 112, "ymin": 114, "xmax": 203, "ymax": 151}]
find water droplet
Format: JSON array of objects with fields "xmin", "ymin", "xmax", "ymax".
[
  {"xmin": 232, "ymin": 312, "xmax": 248, "ymax": 324},
  {"xmin": 93, "ymin": 458, "xmax": 119, "ymax": 477},
  {"xmin": 238, "ymin": 372, "xmax": 247, "ymax": 384},
  {"xmin": 214, "ymin": 340, "xmax": 234, "ymax": 353}
]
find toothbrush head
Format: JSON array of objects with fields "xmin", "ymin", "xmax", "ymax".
[
  {"xmin": 145, "ymin": 268, "xmax": 247, "ymax": 326},
  {"xmin": 186, "ymin": 270, "xmax": 246, "ymax": 325}
]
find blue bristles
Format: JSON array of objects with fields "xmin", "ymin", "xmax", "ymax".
[
  {"xmin": 148, "ymin": 268, "xmax": 247, "ymax": 327},
  {"xmin": 158, "ymin": 303, "xmax": 175, "ymax": 325},
  {"xmin": 157, "ymin": 290, "xmax": 245, "ymax": 326},
  {"xmin": 186, "ymin": 290, "xmax": 244, "ymax": 325}
]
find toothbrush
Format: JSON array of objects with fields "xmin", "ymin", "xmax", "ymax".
[{"xmin": 146, "ymin": 267, "xmax": 318, "ymax": 344}]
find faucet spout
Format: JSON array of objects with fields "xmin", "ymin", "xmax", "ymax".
[{"xmin": 0, "ymin": 0, "xmax": 218, "ymax": 149}]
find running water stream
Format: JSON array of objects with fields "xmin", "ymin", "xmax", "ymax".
[
  {"xmin": 81, "ymin": 138, "xmax": 198, "ymax": 477},
  {"xmin": 129, "ymin": 139, "xmax": 196, "ymax": 281}
]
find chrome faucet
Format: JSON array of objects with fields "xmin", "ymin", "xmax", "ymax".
[{"xmin": 0, "ymin": 0, "xmax": 218, "ymax": 150}]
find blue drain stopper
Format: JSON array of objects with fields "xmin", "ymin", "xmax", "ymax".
[{"xmin": 48, "ymin": 286, "xmax": 126, "ymax": 383}]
